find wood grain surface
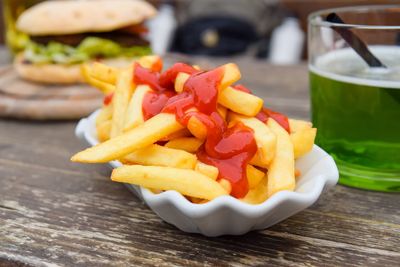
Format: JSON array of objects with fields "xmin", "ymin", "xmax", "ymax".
[
  {"xmin": 0, "ymin": 50, "xmax": 399, "ymax": 267},
  {"xmin": 0, "ymin": 65, "xmax": 102, "ymax": 120}
]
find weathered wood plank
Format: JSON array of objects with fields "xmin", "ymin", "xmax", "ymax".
[
  {"xmin": 1, "ymin": 181, "xmax": 399, "ymax": 267},
  {"xmin": 0, "ymin": 149, "xmax": 399, "ymax": 266},
  {"xmin": 0, "ymin": 65, "xmax": 103, "ymax": 120}
]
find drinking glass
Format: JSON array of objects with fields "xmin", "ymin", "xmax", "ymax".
[{"xmin": 308, "ymin": 6, "xmax": 400, "ymax": 192}]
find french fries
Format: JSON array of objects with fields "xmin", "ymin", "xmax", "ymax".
[
  {"xmin": 73, "ymin": 56, "xmax": 317, "ymax": 204},
  {"xmin": 247, "ymin": 165, "xmax": 265, "ymax": 189},
  {"xmin": 187, "ymin": 116, "xmax": 208, "ymax": 140},
  {"xmin": 241, "ymin": 176, "xmax": 268, "ymax": 204},
  {"xmin": 81, "ymin": 64, "xmax": 116, "ymax": 94},
  {"xmin": 220, "ymin": 63, "xmax": 241, "ymax": 88},
  {"xmin": 110, "ymin": 70, "xmax": 135, "ymax": 137},
  {"xmin": 159, "ymin": 128, "xmax": 192, "ymax": 141},
  {"xmin": 175, "ymin": 73, "xmax": 190, "ymax": 93},
  {"xmin": 96, "ymin": 103, "xmax": 113, "ymax": 126},
  {"xmin": 111, "ymin": 165, "xmax": 228, "ymax": 200},
  {"xmin": 229, "ymin": 113, "xmax": 276, "ymax": 167},
  {"xmin": 123, "ymin": 144, "xmax": 196, "ymax": 169},
  {"xmin": 165, "ymin": 137, "xmax": 203, "ymax": 153},
  {"xmin": 124, "ymin": 85, "xmax": 152, "ymax": 132},
  {"xmin": 138, "ymin": 55, "xmax": 162, "ymax": 71},
  {"xmin": 71, "ymin": 113, "xmax": 183, "ymax": 163},
  {"xmin": 88, "ymin": 62, "xmax": 119, "ymax": 84},
  {"xmin": 267, "ymin": 119, "xmax": 295, "ymax": 197},
  {"xmin": 97, "ymin": 120, "xmax": 111, "ymax": 142},
  {"xmin": 219, "ymin": 87, "xmax": 263, "ymax": 116},
  {"xmin": 291, "ymin": 128, "xmax": 317, "ymax": 159},
  {"xmin": 195, "ymin": 162, "xmax": 219, "ymax": 180},
  {"xmin": 289, "ymin": 119, "xmax": 313, "ymax": 133}
]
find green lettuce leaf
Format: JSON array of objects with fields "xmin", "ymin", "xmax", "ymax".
[{"xmin": 24, "ymin": 37, "xmax": 151, "ymax": 65}]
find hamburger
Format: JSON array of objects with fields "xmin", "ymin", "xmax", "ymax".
[{"xmin": 14, "ymin": 0, "xmax": 156, "ymax": 84}]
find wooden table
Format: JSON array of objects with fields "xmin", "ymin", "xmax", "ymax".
[{"xmin": 0, "ymin": 51, "xmax": 399, "ymax": 267}]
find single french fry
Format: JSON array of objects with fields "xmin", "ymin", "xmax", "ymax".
[
  {"xmin": 192, "ymin": 65, "xmax": 201, "ymax": 70},
  {"xmin": 190, "ymin": 197, "xmax": 208, "ymax": 204},
  {"xmin": 124, "ymin": 85, "xmax": 152, "ymax": 132},
  {"xmin": 241, "ymin": 176, "xmax": 268, "ymax": 204},
  {"xmin": 247, "ymin": 165, "xmax": 265, "ymax": 189},
  {"xmin": 195, "ymin": 162, "xmax": 219, "ymax": 180},
  {"xmin": 149, "ymin": 188, "xmax": 163, "ymax": 194},
  {"xmin": 230, "ymin": 113, "xmax": 276, "ymax": 167},
  {"xmin": 71, "ymin": 113, "xmax": 183, "ymax": 163},
  {"xmin": 174, "ymin": 72, "xmax": 190, "ymax": 93},
  {"xmin": 122, "ymin": 144, "xmax": 197, "ymax": 169},
  {"xmin": 267, "ymin": 119, "xmax": 295, "ymax": 197},
  {"xmin": 96, "ymin": 104, "xmax": 113, "ymax": 127},
  {"xmin": 90, "ymin": 78, "xmax": 115, "ymax": 94},
  {"xmin": 138, "ymin": 55, "xmax": 162, "ymax": 70},
  {"xmin": 89, "ymin": 62, "xmax": 119, "ymax": 84},
  {"xmin": 219, "ymin": 87, "xmax": 263, "ymax": 116},
  {"xmin": 220, "ymin": 63, "xmax": 241, "ymax": 89},
  {"xmin": 81, "ymin": 64, "xmax": 115, "ymax": 94},
  {"xmin": 217, "ymin": 105, "xmax": 227, "ymax": 120},
  {"xmin": 289, "ymin": 119, "xmax": 312, "ymax": 133},
  {"xmin": 187, "ymin": 116, "xmax": 208, "ymax": 140},
  {"xmin": 218, "ymin": 178, "xmax": 232, "ymax": 194},
  {"xmin": 165, "ymin": 137, "xmax": 203, "ymax": 153},
  {"xmin": 291, "ymin": 128, "xmax": 317, "ymax": 159},
  {"xmin": 110, "ymin": 70, "xmax": 135, "ymax": 137},
  {"xmin": 249, "ymin": 154, "xmax": 268, "ymax": 169},
  {"xmin": 111, "ymin": 165, "xmax": 228, "ymax": 200},
  {"xmin": 159, "ymin": 128, "xmax": 192, "ymax": 141},
  {"xmin": 97, "ymin": 120, "xmax": 111, "ymax": 142}
]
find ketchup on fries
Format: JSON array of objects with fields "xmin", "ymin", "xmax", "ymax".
[{"xmin": 72, "ymin": 56, "xmax": 317, "ymax": 204}]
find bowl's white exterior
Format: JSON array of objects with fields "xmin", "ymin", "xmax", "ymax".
[{"xmin": 75, "ymin": 110, "xmax": 338, "ymax": 236}]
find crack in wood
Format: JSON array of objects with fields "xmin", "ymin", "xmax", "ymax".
[{"xmin": 0, "ymin": 204, "xmax": 17, "ymax": 211}]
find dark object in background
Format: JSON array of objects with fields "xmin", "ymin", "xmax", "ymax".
[
  {"xmin": 171, "ymin": 16, "xmax": 258, "ymax": 56},
  {"xmin": 172, "ymin": 0, "xmax": 283, "ymax": 57}
]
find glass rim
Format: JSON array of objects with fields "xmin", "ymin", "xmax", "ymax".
[{"xmin": 308, "ymin": 5, "xmax": 400, "ymax": 30}]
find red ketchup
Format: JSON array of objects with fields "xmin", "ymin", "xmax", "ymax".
[
  {"xmin": 162, "ymin": 67, "xmax": 257, "ymax": 198},
  {"xmin": 132, "ymin": 62, "xmax": 258, "ymax": 198},
  {"xmin": 135, "ymin": 63, "xmax": 195, "ymax": 120},
  {"xmin": 142, "ymin": 90, "xmax": 175, "ymax": 120},
  {"xmin": 196, "ymin": 118, "xmax": 257, "ymax": 198},
  {"xmin": 159, "ymin": 63, "xmax": 199, "ymax": 90},
  {"xmin": 256, "ymin": 107, "xmax": 290, "ymax": 133},
  {"xmin": 232, "ymin": 85, "xmax": 290, "ymax": 132},
  {"xmin": 103, "ymin": 92, "xmax": 114, "ymax": 106},
  {"xmin": 133, "ymin": 62, "xmax": 164, "ymax": 92}
]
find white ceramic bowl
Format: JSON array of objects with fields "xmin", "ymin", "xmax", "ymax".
[{"xmin": 75, "ymin": 110, "xmax": 339, "ymax": 236}]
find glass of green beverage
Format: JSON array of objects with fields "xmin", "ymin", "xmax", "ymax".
[{"xmin": 309, "ymin": 6, "xmax": 400, "ymax": 192}]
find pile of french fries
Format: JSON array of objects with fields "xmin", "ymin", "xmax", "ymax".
[{"xmin": 72, "ymin": 55, "xmax": 316, "ymax": 204}]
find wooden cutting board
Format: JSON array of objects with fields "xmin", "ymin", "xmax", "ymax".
[{"xmin": 0, "ymin": 65, "xmax": 103, "ymax": 120}]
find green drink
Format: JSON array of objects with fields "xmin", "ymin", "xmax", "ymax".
[{"xmin": 310, "ymin": 47, "xmax": 400, "ymax": 191}]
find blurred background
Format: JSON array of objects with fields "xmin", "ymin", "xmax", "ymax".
[{"xmin": 1, "ymin": 0, "xmax": 398, "ymax": 65}]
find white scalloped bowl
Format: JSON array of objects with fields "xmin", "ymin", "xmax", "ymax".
[{"xmin": 75, "ymin": 110, "xmax": 338, "ymax": 236}]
